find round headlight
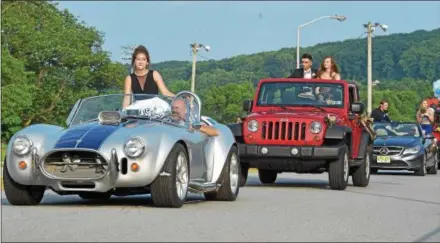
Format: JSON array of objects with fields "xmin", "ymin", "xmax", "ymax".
[
  {"xmin": 124, "ymin": 137, "xmax": 146, "ymax": 158},
  {"xmin": 247, "ymin": 120, "xmax": 259, "ymax": 132},
  {"xmin": 13, "ymin": 135, "xmax": 33, "ymax": 156},
  {"xmin": 310, "ymin": 121, "xmax": 322, "ymax": 134}
]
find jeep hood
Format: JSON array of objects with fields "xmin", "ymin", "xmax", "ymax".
[{"xmin": 246, "ymin": 110, "xmax": 341, "ymax": 121}]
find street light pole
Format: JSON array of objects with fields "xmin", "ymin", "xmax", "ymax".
[
  {"xmin": 190, "ymin": 42, "xmax": 210, "ymax": 93},
  {"xmin": 296, "ymin": 15, "xmax": 347, "ymax": 69},
  {"xmin": 364, "ymin": 22, "xmax": 388, "ymax": 114}
]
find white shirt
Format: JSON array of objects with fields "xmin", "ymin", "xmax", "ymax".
[{"xmin": 304, "ymin": 69, "xmax": 312, "ymax": 79}]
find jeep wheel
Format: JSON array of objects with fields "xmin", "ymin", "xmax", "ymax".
[
  {"xmin": 427, "ymin": 152, "xmax": 438, "ymax": 175},
  {"xmin": 414, "ymin": 154, "xmax": 427, "ymax": 176},
  {"xmin": 3, "ymin": 160, "xmax": 46, "ymax": 206},
  {"xmin": 239, "ymin": 164, "xmax": 249, "ymax": 187},
  {"xmin": 204, "ymin": 146, "xmax": 240, "ymax": 201},
  {"xmin": 328, "ymin": 145, "xmax": 349, "ymax": 190},
  {"xmin": 351, "ymin": 145, "xmax": 371, "ymax": 187},
  {"xmin": 151, "ymin": 143, "xmax": 189, "ymax": 208},
  {"xmin": 258, "ymin": 169, "xmax": 277, "ymax": 184}
]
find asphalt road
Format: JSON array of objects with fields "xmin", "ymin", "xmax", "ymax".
[{"xmin": 1, "ymin": 170, "xmax": 440, "ymax": 242}]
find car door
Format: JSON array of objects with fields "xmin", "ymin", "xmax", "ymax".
[{"xmin": 185, "ymin": 129, "xmax": 209, "ymax": 180}]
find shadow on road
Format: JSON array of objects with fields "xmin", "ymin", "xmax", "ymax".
[
  {"xmin": 244, "ymin": 176, "xmax": 332, "ymax": 190},
  {"xmin": 1, "ymin": 193, "xmax": 208, "ymax": 208}
]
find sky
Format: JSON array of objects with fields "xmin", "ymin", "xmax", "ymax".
[{"xmin": 56, "ymin": 1, "xmax": 440, "ymax": 64}]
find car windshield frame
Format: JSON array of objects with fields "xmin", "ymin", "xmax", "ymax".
[
  {"xmin": 373, "ymin": 122, "xmax": 422, "ymax": 138},
  {"xmin": 256, "ymin": 81, "xmax": 345, "ymax": 108},
  {"xmin": 66, "ymin": 93, "xmax": 201, "ymax": 128}
]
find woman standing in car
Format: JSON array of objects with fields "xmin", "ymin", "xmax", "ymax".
[
  {"xmin": 122, "ymin": 45, "xmax": 174, "ymax": 109},
  {"xmin": 417, "ymin": 99, "xmax": 435, "ymax": 134}
]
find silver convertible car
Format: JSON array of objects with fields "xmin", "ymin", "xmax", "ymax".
[{"xmin": 3, "ymin": 91, "xmax": 240, "ymax": 208}]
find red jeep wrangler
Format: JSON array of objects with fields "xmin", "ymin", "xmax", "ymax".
[{"xmin": 229, "ymin": 78, "xmax": 373, "ymax": 190}]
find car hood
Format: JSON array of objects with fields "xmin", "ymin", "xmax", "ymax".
[
  {"xmin": 52, "ymin": 120, "xmax": 165, "ymax": 150},
  {"xmin": 374, "ymin": 136, "xmax": 421, "ymax": 147}
]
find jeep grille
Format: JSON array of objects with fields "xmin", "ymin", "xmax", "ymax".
[{"xmin": 261, "ymin": 121, "xmax": 306, "ymax": 141}]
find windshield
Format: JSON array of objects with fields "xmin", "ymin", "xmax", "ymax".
[
  {"xmin": 373, "ymin": 123, "xmax": 421, "ymax": 137},
  {"xmin": 257, "ymin": 82, "xmax": 344, "ymax": 108},
  {"xmin": 68, "ymin": 93, "xmax": 200, "ymax": 127}
]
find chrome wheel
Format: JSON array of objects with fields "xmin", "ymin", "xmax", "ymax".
[
  {"xmin": 175, "ymin": 153, "xmax": 188, "ymax": 201},
  {"xmin": 343, "ymin": 152, "xmax": 349, "ymax": 182},
  {"xmin": 229, "ymin": 153, "xmax": 239, "ymax": 194}
]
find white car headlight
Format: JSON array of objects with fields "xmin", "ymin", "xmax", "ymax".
[
  {"xmin": 124, "ymin": 137, "xmax": 146, "ymax": 158},
  {"xmin": 247, "ymin": 120, "xmax": 258, "ymax": 132},
  {"xmin": 404, "ymin": 145, "xmax": 421, "ymax": 154},
  {"xmin": 13, "ymin": 135, "xmax": 33, "ymax": 156},
  {"xmin": 310, "ymin": 121, "xmax": 322, "ymax": 134}
]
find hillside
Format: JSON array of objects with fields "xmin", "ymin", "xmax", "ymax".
[{"xmin": 148, "ymin": 28, "xmax": 440, "ymax": 89}]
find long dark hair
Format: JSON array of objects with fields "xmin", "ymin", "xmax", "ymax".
[
  {"xmin": 131, "ymin": 45, "xmax": 150, "ymax": 69},
  {"xmin": 317, "ymin": 56, "xmax": 340, "ymax": 78}
]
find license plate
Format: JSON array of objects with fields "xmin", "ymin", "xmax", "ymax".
[{"xmin": 377, "ymin": 156, "xmax": 391, "ymax": 163}]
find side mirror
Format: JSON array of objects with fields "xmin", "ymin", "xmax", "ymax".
[
  {"xmin": 424, "ymin": 133, "xmax": 434, "ymax": 139},
  {"xmin": 243, "ymin": 100, "xmax": 253, "ymax": 112},
  {"xmin": 191, "ymin": 121, "xmax": 202, "ymax": 131},
  {"xmin": 350, "ymin": 102, "xmax": 364, "ymax": 114}
]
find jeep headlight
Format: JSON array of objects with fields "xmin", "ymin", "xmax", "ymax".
[
  {"xmin": 247, "ymin": 119, "xmax": 258, "ymax": 132},
  {"xmin": 310, "ymin": 121, "xmax": 322, "ymax": 134},
  {"xmin": 12, "ymin": 135, "xmax": 33, "ymax": 156},
  {"xmin": 404, "ymin": 145, "xmax": 421, "ymax": 154},
  {"xmin": 124, "ymin": 137, "xmax": 146, "ymax": 158}
]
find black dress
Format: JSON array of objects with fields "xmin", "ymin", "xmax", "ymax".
[{"xmin": 130, "ymin": 70, "xmax": 158, "ymax": 101}]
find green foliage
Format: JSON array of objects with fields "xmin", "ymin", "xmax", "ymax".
[{"xmin": 1, "ymin": 1, "xmax": 127, "ymax": 141}]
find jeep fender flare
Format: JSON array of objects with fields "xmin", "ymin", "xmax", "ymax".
[
  {"xmin": 227, "ymin": 123, "xmax": 243, "ymax": 137},
  {"xmin": 356, "ymin": 132, "xmax": 372, "ymax": 159},
  {"xmin": 324, "ymin": 125, "xmax": 352, "ymax": 140}
]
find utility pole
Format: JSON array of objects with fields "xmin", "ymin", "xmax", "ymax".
[
  {"xmin": 190, "ymin": 43, "xmax": 210, "ymax": 93},
  {"xmin": 363, "ymin": 22, "xmax": 388, "ymax": 115}
]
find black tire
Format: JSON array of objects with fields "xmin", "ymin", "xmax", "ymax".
[
  {"xmin": 328, "ymin": 144, "xmax": 349, "ymax": 190},
  {"xmin": 352, "ymin": 145, "xmax": 371, "ymax": 187},
  {"xmin": 78, "ymin": 191, "xmax": 113, "ymax": 200},
  {"xmin": 3, "ymin": 160, "xmax": 46, "ymax": 206},
  {"xmin": 204, "ymin": 146, "xmax": 240, "ymax": 201},
  {"xmin": 150, "ymin": 143, "xmax": 189, "ymax": 208},
  {"xmin": 239, "ymin": 164, "xmax": 248, "ymax": 187},
  {"xmin": 258, "ymin": 169, "xmax": 277, "ymax": 184},
  {"xmin": 414, "ymin": 154, "xmax": 427, "ymax": 176},
  {"xmin": 427, "ymin": 152, "xmax": 438, "ymax": 175}
]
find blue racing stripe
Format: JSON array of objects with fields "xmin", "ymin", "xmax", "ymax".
[
  {"xmin": 76, "ymin": 124, "xmax": 120, "ymax": 150},
  {"xmin": 54, "ymin": 123, "xmax": 97, "ymax": 149}
]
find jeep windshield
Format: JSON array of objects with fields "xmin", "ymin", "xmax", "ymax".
[{"xmin": 256, "ymin": 82, "xmax": 344, "ymax": 108}]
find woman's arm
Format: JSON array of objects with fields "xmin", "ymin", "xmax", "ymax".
[
  {"xmin": 153, "ymin": 70, "xmax": 175, "ymax": 97},
  {"xmin": 334, "ymin": 73, "xmax": 341, "ymax": 80},
  {"xmin": 122, "ymin": 75, "xmax": 132, "ymax": 109},
  {"xmin": 416, "ymin": 110, "xmax": 422, "ymax": 123}
]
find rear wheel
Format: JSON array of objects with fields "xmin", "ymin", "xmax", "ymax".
[
  {"xmin": 328, "ymin": 145, "xmax": 349, "ymax": 190},
  {"xmin": 352, "ymin": 145, "xmax": 371, "ymax": 187},
  {"xmin": 150, "ymin": 143, "xmax": 189, "ymax": 208},
  {"xmin": 204, "ymin": 146, "xmax": 240, "ymax": 201},
  {"xmin": 3, "ymin": 160, "xmax": 46, "ymax": 206},
  {"xmin": 258, "ymin": 169, "xmax": 277, "ymax": 184},
  {"xmin": 239, "ymin": 164, "xmax": 249, "ymax": 187}
]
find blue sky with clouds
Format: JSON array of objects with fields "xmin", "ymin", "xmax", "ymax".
[{"xmin": 56, "ymin": 1, "xmax": 440, "ymax": 64}]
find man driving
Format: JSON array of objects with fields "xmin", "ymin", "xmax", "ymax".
[{"xmin": 171, "ymin": 98, "xmax": 219, "ymax": 136}]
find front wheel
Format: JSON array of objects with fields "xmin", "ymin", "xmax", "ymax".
[
  {"xmin": 328, "ymin": 145, "xmax": 349, "ymax": 190},
  {"xmin": 3, "ymin": 160, "xmax": 46, "ymax": 206},
  {"xmin": 351, "ymin": 145, "xmax": 371, "ymax": 187},
  {"xmin": 427, "ymin": 152, "xmax": 438, "ymax": 175},
  {"xmin": 258, "ymin": 169, "xmax": 277, "ymax": 184},
  {"xmin": 204, "ymin": 146, "xmax": 240, "ymax": 201},
  {"xmin": 150, "ymin": 143, "xmax": 189, "ymax": 208},
  {"xmin": 414, "ymin": 154, "xmax": 427, "ymax": 176}
]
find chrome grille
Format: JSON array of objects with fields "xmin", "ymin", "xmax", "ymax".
[
  {"xmin": 42, "ymin": 151, "xmax": 109, "ymax": 179},
  {"xmin": 261, "ymin": 121, "xmax": 306, "ymax": 141},
  {"xmin": 373, "ymin": 146, "xmax": 404, "ymax": 156}
]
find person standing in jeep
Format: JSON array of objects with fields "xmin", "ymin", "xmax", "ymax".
[
  {"xmin": 288, "ymin": 53, "xmax": 318, "ymax": 79},
  {"xmin": 371, "ymin": 100, "xmax": 392, "ymax": 122}
]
